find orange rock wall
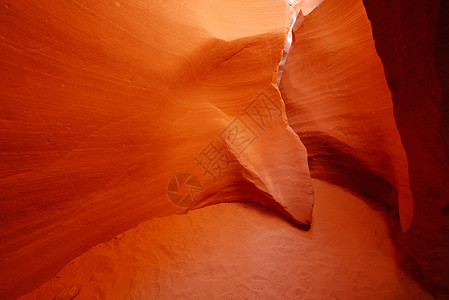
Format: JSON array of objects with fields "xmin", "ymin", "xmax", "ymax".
[
  {"xmin": 279, "ymin": 0, "xmax": 413, "ymax": 231},
  {"xmin": 280, "ymin": 0, "xmax": 449, "ymax": 296},
  {"xmin": 0, "ymin": 1, "xmax": 314, "ymax": 298},
  {"xmin": 1, "ymin": 0, "xmax": 447, "ymax": 298}
]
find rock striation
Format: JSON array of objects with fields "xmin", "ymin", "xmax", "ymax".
[
  {"xmin": 0, "ymin": 1, "xmax": 314, "ymax": 298},
  {"xmin": 281, "ymin": 0, "xmax": 449, "ymax": 296},
  {"xmin": 279, "ymin": 0, "xmax": 413, "ymax": 231}
]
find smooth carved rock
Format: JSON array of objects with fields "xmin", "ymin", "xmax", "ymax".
[
  {"xmin": 0, "ymin": 1, "xmax": 313, "ymax": 298},
  {"xmin": 280, "ymin": 0, "xmax": 413, "ymax": 231},
  {"xmin": 281, "ymin": 0, "xmax": 449, "ymax": 296}
]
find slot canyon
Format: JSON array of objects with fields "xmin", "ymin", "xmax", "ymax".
[{"xmin": 0, "ymin": 0, "xmax": 448, "ymax": 299}]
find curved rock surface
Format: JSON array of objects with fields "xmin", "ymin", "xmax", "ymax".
[
  {"xmin": 280, "ymin": 0, "xmax": 449, "ymax": 296},
  {"xmin": 0, "ymin": 1, "xmax": 314, "ymax": 298},
  {"xmin": 279, "ymin": 0, "xmax": 413, "ymax": 231}
]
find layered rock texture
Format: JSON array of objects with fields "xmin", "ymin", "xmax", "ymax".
[
  {"xmin": 280, "ymin": 0, "xmax": 413, "ymax": 231},
  {"xmin": 280, "ymin": 0, "xmax": 449, "ymax": 296},
  {"xmin": 0, "ymin": 1, "xmax": 313, "ymax": 298},
  {"xmin": 1, "ymin": 0, "xmax": 448, "ymax": 298}
]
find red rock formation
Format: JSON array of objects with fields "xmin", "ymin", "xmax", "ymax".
[
  {"xmin": 281, "ymin": 0, "xmax": 449, "ymax": 297},
  {"xmin": 0, "ymin": 1, "xmax": 314, "ymax": 298},
  {"xmin": 279, "ymin": 0, "xmax": 413, "ymax": 231},
  {"xmin": 362, "ymin": 0, "xmax": 449, "ymax": 296}
]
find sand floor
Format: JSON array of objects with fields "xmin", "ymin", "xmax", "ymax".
[{"xmin": 20, "ymin": 180, "xmax": 433, "ymax": 299}]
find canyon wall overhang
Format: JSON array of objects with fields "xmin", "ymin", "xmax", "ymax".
[
  {"xmin": 281, "ymin": 0, "xmax": 449, "ymax": 296},
  {"xmin": 280, "ymin": 0, "xmax": 413, "ymax": 231},
  {"xmin": 0, "ymin": 1, "xmax": 314, "ymax": 298}
]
